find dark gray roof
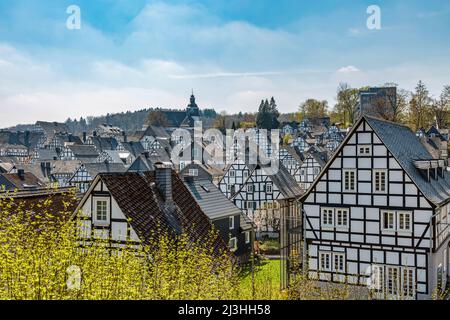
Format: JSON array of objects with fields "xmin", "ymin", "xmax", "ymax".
[
  {"xmin": 184, "ymin": 178, "xmax": 244, "ymax": 220},
  {"xmin": 365, "ymin": 116, "xmax": 450, "ymax": 205},
  {"xmin": 90, "ymin": 136, "xmax": 118, "ymax": 151},
  {"xmin": 282, "ymin": 145, "xmax": 304, "ymax": 164},
  {"xmin": 36, "ymin": 149, "xmax": 58, "ymax": 161},
  {"xmin": 127, "ymin": 154, "xmax": 154, "ymax": 172},
  {"xmin": 265, "ymin": 163, "xmax": 303, "ymax": 198},
  {"xmin": 141, "ymin": 125, "xmax": 171, "ymax": 139},
  {"xmin": 306, "ymin": 145, "xmax": 328, "ymax": 167},
  {"xmin": 83, "ymin": 163, "xmax": 126, "ymax": 178},
  {"xmin": 122, "ymin": 141, "xmax": 145, "ymax": 158},
  {"xmin": 69, "ymin": 145, "xmax": 99, "ymax": 157}
]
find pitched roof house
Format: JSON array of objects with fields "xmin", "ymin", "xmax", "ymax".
[
  {"xmin": 283, "ymin": 115, "xmax": 450, "ymax": 299},
  {"xmin": 74, "ymin": 164, "xmax": 228, "ymax": 254}
]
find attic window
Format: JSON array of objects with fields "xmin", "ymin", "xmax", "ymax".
[{"xmin": 188, "ymin": 169, "xmax": 198, "ymax": 177}]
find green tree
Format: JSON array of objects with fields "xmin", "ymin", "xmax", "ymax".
[
  {"xmin": 408, "ymin": 81, "xmax": 433, "ymax": 131},
  {"xmin": 299, "ymin": 99, "xmax": 328, "ymax": 119},
  {"xmin": 256, "ymin": 98, "xmax": 280, "ymax": 129},
  {"xmin": 334, "ymin": 83, "xmax": 360, "ymax": 125}
]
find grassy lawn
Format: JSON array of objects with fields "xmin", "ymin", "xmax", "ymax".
[{"xmin": 238, "ymin": 259, "xmax": 286, "ymax": 300}]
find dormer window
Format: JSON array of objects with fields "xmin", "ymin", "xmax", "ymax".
[{"xmin": 188, "ymin": 169, "xmax": 198, "ymax": 176}]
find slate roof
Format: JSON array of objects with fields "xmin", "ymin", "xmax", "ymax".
[
  {"xmin": 127, "ymin": 154, "xmax": 155, "ymax": 172},
  {"xmin": 35, "ymin": 149, "xmax": 58, "ymax": 161},
  {"xmin": 82, "ymin": 163, "xmax": 126, "ymax": 178},
  {"xmin": 51, "ymin": 160, "xmax": 81, "ymax": 175},
  {"xmin": 54, "ymin": 133, "xmax": 83, "ymax": 145},
  {"xmin": 122, "ymin": 141, "xmax": 145, "ymax": 158},
  {"xmin": 264, "ymin": 164, "xmax": 303, "ymax": 199},
  {"xmin": 183, "ymin": 178, "xmax": 243, "ymax": 220},
  {"xmin": 101, "ymin": 150, "xmax": 124, "ymax": 164},
  {"xmin": 365, "ymin": 115, "xmax": 450, "ymax": 205},
  {"xmin": 90, "ymin": 136, "xmax": 119, "ymax": 151},
  {"xmin": 68, "ymin": 145, "xmax": 99, "ymax": 163},
  {"xmin": 180, "ymin": 163, "xmax": 224, "ymax": 181},
  {"xmin": 141, "ymin": 125, "xmax": 171, "ymax": 139},
  {"xmin": 306, "ymin": 145, "xmax": 328, "ymax": 167},
  {"xmin": 281, "ymin": 145, "xmax": 304, "ymax": 164}
]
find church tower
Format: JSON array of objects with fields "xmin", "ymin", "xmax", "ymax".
[{"xmin": 186, "ymin": 90, "xmax": 200, "ymax": 117}]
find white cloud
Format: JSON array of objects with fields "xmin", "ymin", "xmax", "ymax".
[{"xmin": 337, "ymin": 65, "xmax": 360, "ymax": 74}]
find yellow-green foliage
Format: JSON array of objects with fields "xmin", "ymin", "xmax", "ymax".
[
  {"xmin": 0, "ymin": 192, "xmax": 239, "ymax": 300},
  {"xmin": 238, "ymin": 259, "xmax": 286, "ymax": 300}
]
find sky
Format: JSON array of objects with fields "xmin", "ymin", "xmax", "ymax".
[{"xmin": 0, "ymin": 0, "xmax": 449, "ymax": 127}]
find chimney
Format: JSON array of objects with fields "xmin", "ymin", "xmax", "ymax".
[
  {"xmin": 93, "ymin": 131, "xmax": 97, "ymax": 137},
  {"xmin": 83, "ymin": 132, "xmax": 87, "ymax": 143},
  {"xmin": 155, "ymin": 162, "xmax": 174, "ymax": 207},
  {"xmin": 17, "ymin": 169, "xmax": 25, "ymax": 180},
  {"xmin": 122, "ymin": 131, "xmax": 127, "ymax": 143}
]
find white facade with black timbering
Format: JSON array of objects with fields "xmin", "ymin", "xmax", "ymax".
[
  {"xmin": 231, "ymin": 164, "xmax": 302, "ymax": 237},
  {"xmin": 295, "ymin": 115, "xmax": 450, "ymax": 300},
  {"xmin": 218, "ymin": 160, "xmax": 254, "ymax": 199},
  {"xmin": 279, "ymin": 147, "xmax": 303, "ymax": 184}
]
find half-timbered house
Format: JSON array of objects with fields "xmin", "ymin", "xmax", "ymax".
[
  {"xmin": 231, "ymin": 163, "xmax": 303, "ymax": 238},
  {"xmin": 73, "ymin": 164, "xmax": 227, "ymax": 254},
  {"xmin": 298, "ymin": 145, "xmax": 328, "ymax": 191},
  {"xmin": 69, "ymin": 163, "xmax": 126, "ymax": 193},
  {"xmin": 279, "ymin": 146, "xmax": 303, "ymax": 184},
  {"xmin": 286, "ymin": 115, "xmax": 450, "ymax": 300}
]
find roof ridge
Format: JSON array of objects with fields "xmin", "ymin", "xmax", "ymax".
[{"xmin": 363, "ymin": 114, "xmax": 411, "ymax": 129}]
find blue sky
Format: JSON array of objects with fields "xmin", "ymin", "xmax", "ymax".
[{"xmin": 0, "ymin": 0, "xmax": 449, "ymax": 127}]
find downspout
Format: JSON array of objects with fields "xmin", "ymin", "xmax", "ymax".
[{"xmin": 299, "ymin": 201, "xmax": 307, "ymax": 277}]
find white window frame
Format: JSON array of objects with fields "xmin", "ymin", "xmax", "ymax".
[
  {"xmin": 397, "ymin": 211, "xmax": 412, "ymax": 233},
  {"xmin": 93, "ymin": 197, "xmax": 110, "ymax": 226},
  {"xmin": 358, "ymin": 145, "xmax": 371, "ymax": 156},
  {"xmin": 333, "ymin": 253, "xmax": 346, "ymax": 273},
  {"xmin": 245, "ymin": 231, "xmax": 250, "ymax": 244},
  {"xmin": 343, "ymin": 169, "xmax": 356, "ymax": 192},
  {"xmin": 319, "ymin": 252, "xmax": 332, "ymax": 271},
  {"xmin": 188, "ymin": 168, "xmax": 198, "ymax": 176},
  {"xmin": 386, "ymin": 266, "xmax": 400, "ymax": 297},
  {"xmin": 321, "ymin": 207, "xmax": 334, "ymax": 228},
  {"xmin": 335, "ymin": 208, "xmax": 349, "ymax": 229},
  {"xmin": 382, "ymin": 210, "xmax": 396, "ymax": 232},
  {"xmin": 229, "ymin": 237, "xmax": 237, "ymax": 252},
  {"xmin": 401, "ymin": 267, "xmax": 416, "ymax": 299},
  {"xmin": 373, "ymin": 169, "xmax": 387, "ymax": 193},
  {"xmin": 229, "ymin": 216, "xmax": 235, "ymax": 230}
]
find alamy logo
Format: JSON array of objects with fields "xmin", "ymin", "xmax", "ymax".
[
  {"xmin": 66, "ymin": 5, "xmax": 81, "ymax": 30},
  {"xmin": 366, "ymin": 5, "xmax": 381, "ymax": 30}
]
